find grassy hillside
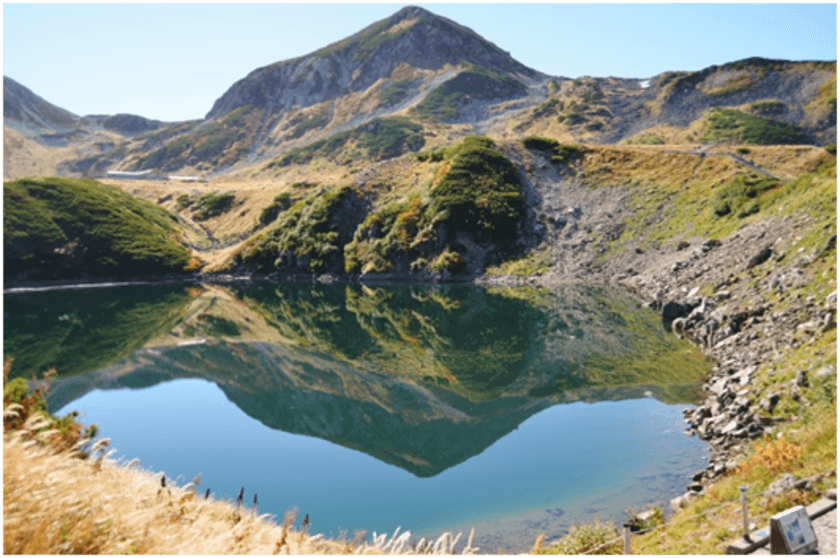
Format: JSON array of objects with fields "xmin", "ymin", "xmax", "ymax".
[
  {"xmin": 4, "ymin": 176, "xmax": 193, "ymax": 281},
  {"xmin": 344, "ymin": 136, "xmax": 526, "ymax": 276},
  {"xmin": 265, "ymin": 117, "xmax": 425, "ymax": 168},
  {"xmin": 413, "ymin": 65, "xmax": 527, "ymax": 120}
]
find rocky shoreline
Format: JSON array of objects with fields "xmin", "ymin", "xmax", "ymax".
[{"xmin": 586, "ymin": 217, "xmax": 834, "ymax": 511}]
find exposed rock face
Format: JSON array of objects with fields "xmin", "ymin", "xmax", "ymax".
[{"xmin": 205, "ymin": 6, "xmax": 543, "ymax": 119}]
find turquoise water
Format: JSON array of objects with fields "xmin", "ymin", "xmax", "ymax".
[{"xmin": 7, "ymin": 282, "xmax": 709, "ymax": 551}]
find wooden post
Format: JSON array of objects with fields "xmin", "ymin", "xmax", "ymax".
[
  {"xmin": 740, "ymin": 485, "xmax": 749, "ymax": 539},
  {"xmin": 623, "ymin": 523, "xmax": 632, "ymax": 555}
]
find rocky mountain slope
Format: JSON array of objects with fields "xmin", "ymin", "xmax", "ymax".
[{"xmin": 3, "ymin": 6, "xmax": 835, "ymax": 180}]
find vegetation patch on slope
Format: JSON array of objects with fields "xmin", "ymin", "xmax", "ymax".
[
  {"xmin": 135, "ymin": 107, "xmax": 263, "ymax": 171},
  {"xmin": 237, "ymin": 185, "xmax": 367, "ymax": 275},
  {"xmin": 413, "ymin": 65, "xmax": 526, "ymax": 120},
  {"xmin": 266, "ymin": 117, "xmax": 424, "ymax": 168},
  {"xmin": 700, "ymin": 107, "xmax": 809, "ymax": 145},
  {"xmin": 4, "ymin": 176, "xmax": 192, "ymax": 281},
  {"xmin": 522, "ymin": 136, "xmax": 585, "ymax": 165},
  {"xmin": 193, "ymin": 191, "xmax": 236, "ymax": 221},
  {"xmin": 345, "ymin": 136, "xmax": 525, "ymax": 276}
]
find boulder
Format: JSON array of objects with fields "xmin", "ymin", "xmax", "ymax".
[
  {"xmin": 746, "ymin": 246, "xmax": 773, "ymax": 269},
  {"xmin": 815, "ymin": 365, "xmax": 836, "ymax": 378},
  {"xmin": 662, "ymin": 300, "xmax": 697, "ymax": 320}
]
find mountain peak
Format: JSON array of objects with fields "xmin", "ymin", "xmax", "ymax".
[
  {"xmin": 205, "ymin": 6, "xmax": 541, "ymax": 119},
  {"xmin": 391, "ymin": 5, "xmax": 433, "ymax": 20}
]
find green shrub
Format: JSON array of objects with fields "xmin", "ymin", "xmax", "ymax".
[
  {"xmin": 429, "ymin": 246, "xmax": 465, "ymax": 273},
  {"xmin": 222, "ymin": 105, "xmax": 252, "ymax": 126},
  {"xmin": 634, "ymin": 134, "xmax": 665, "ymax": 145},
  {"xmin": 659, "ymin": 71, "xmax": 688, "ymax": 87},
  {"xmin": 429, "ymin": 138, "xmax": 524, "ymax": 239},
  {"xmin": 825, "ymin": 143, "xmax": 837, "ymax": 155},
  {"xmin": 259, "ymin": 193, "xmax": 293, "ymax": 225},
  {"xmin": 357, "ymin": 117, "xmax": 424, "ymax": 160},
  {"xmin": 346, "ymin": 136, "xmax": 525, "ymax": 276},
  {"xmin": 713, "ymin": 174, "xmax": 779, "ymax": 218},
  {"xmin": 558, "ymin": 99, "xmax": 587, "ymax": 125},
  {"xmin": 522, "ymin": 136, "xmax": 561, "ymax": 152},
  {"xmin": 416, "ymin": 149, "xmax": 446, "ymax": 162},
  {"xmin": 267, "ymin": 118, "xmax": 423, "ymax": 167},
  {"xmin": 193, "ymin": 192, "xmax": 235, "ymax": 221},
  {"xmin": 533, "ymin": 97, "xmax": 561, "ymax": 118},
  {"xmin": 749, "ymin": 100, "xmax": 786, "ymax": 115},
  {"xmin": 522, "ymin": 136, "xmax": 583, "ymax": 165},
  {"xmin": 551, "ymin": 144, "xmax": 584, "ymax": 165},
  {"xmin": 192, "ymin": 133, "xmax": 229, "ymax": 160}
]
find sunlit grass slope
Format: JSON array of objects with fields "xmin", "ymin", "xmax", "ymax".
[{"xmin": 4, "ymin": 176, "xmax": 193, "ymax": 281}]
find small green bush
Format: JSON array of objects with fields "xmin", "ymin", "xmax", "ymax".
[
  {"xmin": 522, "ymin": 136, "xmax": 560, "ymax": 152},
  {"xmin": 267, "ymin": 117, "xmax": 424, "ymax": 167},
  {"xmin": 241, "ymin": 186, "xmax": 365, "ymax": 274},
  {"xmin": 357, "ymin": 118, "xmax": 424, "ymax": 160},
  {"xmin": 259, "ymin": 193, "xmax": 293, "ymax": 225},
  {"xmin": 522, "ymin": 136, "xmax": 583, "ymax": 165},
  {"xmin": 222, "ymin": 105, "xmax": 252, "ymax": 126},
  {"xmin": 429, "ymin": 246, "xmax": 465, "ymax": 273},
  {"xmin": 533, "ymin": 97, "xmax": 561, "ymax": 118},
  {"xmin": 416, "ymin": 149, "xmax": 446, "ymax": 162},
  {"xmin": 414, "ymin": 66, "xmax": 526, "ymax": 120},
  {"xmin": 551, "ymin": 144, "xmax": 584, "ymax": 165},
  {"xmin": 193, "ymin": 192, "xmax": 235, "ymax": 221},
  {"xmin": 713, "ymin": 174, "xmax": 779, "ymax": 218}
]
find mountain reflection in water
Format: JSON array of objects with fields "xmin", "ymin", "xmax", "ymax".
[{"xmin": 7, "ymin": 282, "xmax": 706, "ymax": 479}]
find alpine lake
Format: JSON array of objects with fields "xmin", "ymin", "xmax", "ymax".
[{"xmin": 4, "ymin": 281, "xmax": 710, "ymax": 552}]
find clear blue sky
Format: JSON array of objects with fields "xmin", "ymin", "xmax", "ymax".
[{"xmin": 3, "ymin": 3, "xmax": 836, "ymax": 122}]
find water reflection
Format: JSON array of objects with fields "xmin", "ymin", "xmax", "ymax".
[{"xmin": 6, "ymin": 282, "xmax": 706, "ymax": 478}]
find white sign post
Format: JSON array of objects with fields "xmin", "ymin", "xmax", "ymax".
[{"xmin": 769, "ymin": 505, "xmax": 818, "ymax": 554}]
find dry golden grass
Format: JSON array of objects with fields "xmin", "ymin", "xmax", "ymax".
[{"xmin": 4, "ymin": 410, "xmax": 479, "ymax": 555}]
